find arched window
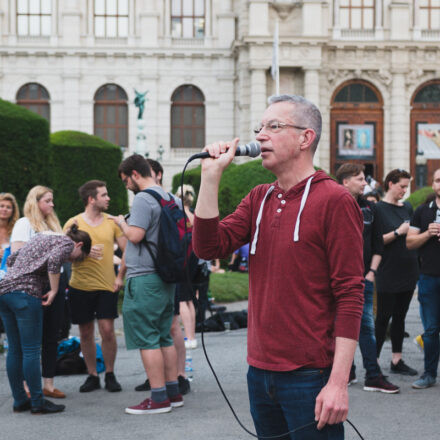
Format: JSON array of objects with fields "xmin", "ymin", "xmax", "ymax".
[
  {"xmin": 334, "ymin": 82, "xmax": 379, "ymax": 103},
  {"xmin": 171, "ymin": 85, "xmax": 205, "ymax": 149},
  {"xmin": 94, "ymin": 84, "xmax": 128, "ymax": 148},
  {"xmin": 413, "ymin": 83, "xmax": 440, "ymax": 103},
  {"xmin": 16, "ymin": 83, "xmax": 50, "ymax": 121}
]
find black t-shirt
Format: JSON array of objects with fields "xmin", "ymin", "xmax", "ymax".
[
  {"xmin": 411, "ymin": 200, "xmax": 440, "ymax": 276},
  {"xmin": 375, "ymin": 200, "xmax": 419, "ymax": 293},
  {"xmin": 358, "ymin": 198, "xmax": 384, "ymax": 275}
]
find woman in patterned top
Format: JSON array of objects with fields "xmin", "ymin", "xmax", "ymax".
[
  {"xmin": 10, "ymin": 186, "xmax": 67, "ymax": 399},
  {"xmin": 0, "ymin": 224, "xmax": 91, "ymax": 414}
]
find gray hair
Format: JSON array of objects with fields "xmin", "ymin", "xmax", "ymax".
[{"xmin": 267, "ymin": 94, "xmax": 322, "ymax": 153}]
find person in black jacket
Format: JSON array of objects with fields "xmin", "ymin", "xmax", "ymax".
[{"xmin": 337, "ymin": 164, "xmax": 399, "ymax": 393}]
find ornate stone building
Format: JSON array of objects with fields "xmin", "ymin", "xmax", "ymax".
[{"xmin": 1, "ymin": 0, "xmax": 440, "ymax": 189}]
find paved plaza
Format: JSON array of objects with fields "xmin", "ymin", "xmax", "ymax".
[{"xmin": 0, "ymin": 298, "xmax": 437, "ymax": 440}]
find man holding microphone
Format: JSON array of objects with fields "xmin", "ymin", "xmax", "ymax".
[{"xmin": 192, "ymin": 95, "xmax": 364, "ymax": 439}]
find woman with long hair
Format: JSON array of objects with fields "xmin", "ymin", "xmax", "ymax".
[
  {"xmin": 0, "ymin": 225, "xmax": 91, "ymax": 414},
  {"xmin": 0, "ymin": 192, "xmax": 20, "ymax": 273},
  {"xmin": 375, "ymin": 169, "xmax": 419, "ymax": 376},
  {"xmin": 10, "ymin": 186, "xmax": 66, "ymax": 398}
]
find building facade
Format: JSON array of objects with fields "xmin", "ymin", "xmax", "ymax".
[{"xmin": 1, "ymin": 0, "xmax": 440, "ymax": 190}]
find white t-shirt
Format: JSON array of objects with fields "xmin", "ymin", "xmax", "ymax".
[{"xmin": 10, "ymin": 217, "xmax": 36, "ymax": 243}]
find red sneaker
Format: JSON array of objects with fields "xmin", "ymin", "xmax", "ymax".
[
  {"xmin": 169, "ymin": 394, "xmax": 184, "ymax": 408},
  {"xmin": 125, "ymin": 398, "xmax": 171, "ymax": 415}
]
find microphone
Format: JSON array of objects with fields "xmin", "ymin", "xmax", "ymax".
[{"xmin": 188, "ymin": 141, "xmax": 261, "ymax": 162}]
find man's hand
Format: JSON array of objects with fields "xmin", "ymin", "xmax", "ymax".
[
  {"xmin": 200, "ymin": 138, "xmax": 239, "ymax": 176},
  {"xmin": 365, "ymin": 271, "xmax": 375, "ymax": 282},
  {"xmin": 113, "ymin": 274, "xmax": 124, "ymax": 292},
  {"xmin": 42, "ymin": 290, "xmax": 58, "ymax": 307},
  {"xmin": 108, "ymin": 214, "xmax": 126, "ymax": 228},
  {"xmin": 427, "ymin": 222, "xmax": 440, "ymax": 237},
  {"xmin": 314, "ymin": 381, "xmax": 349, "ymax": 430}
]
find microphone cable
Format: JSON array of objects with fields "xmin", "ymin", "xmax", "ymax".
[{"xmin": 178, "ymin": 158, "xmax": 366, "ymax": 440}]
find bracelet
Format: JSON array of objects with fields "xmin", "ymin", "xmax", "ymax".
[
  {"xmin": 394, "ymin": 230, "xmax": 399, "ymax": 237},
  {"xmin": 369, "ymin": 268, "xmax": 377, "ymax": 275},
  {"xmin": 118, "ymin": 220, "xmax": 126, "ymax": 227}
]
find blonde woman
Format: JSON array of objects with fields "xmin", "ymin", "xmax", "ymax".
[
  {"xmin": 175, "ymin": 185, "xmax": 198, "ymax": 349},
  {"xmin": 11, "ymin": 186, "xmax": 66, "ymax": 399},
  {"xmin": 0, "ymin": 192, "xmax": 20, "ymax": 266}
]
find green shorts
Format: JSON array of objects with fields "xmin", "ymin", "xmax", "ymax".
[{"xmin": 122, "ymin": 274, "xmax": 175, "ymax": 350}]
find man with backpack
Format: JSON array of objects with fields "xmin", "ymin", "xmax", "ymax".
[{"xmin": 113, "ymin": 154, "xmax": 183, "ymax": 415}]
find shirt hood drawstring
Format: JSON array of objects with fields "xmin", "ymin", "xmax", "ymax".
[{"xmin": 250, "ymin": 175, "xmax": 314, "ymax": 255}]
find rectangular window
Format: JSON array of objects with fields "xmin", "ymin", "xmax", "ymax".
[
  {"xmin": 339, "ymin": 0, "xmax": 375, "ymax": 29},
  {"xmin": 94, "ymin": 0, "xmax": 129, "ymax": 37},
  {"xmin": 171, "ymin": 0, "xmax": 205, "ymax": 38},
  {"xmin": 17, "ymin": 0, "xmax": 51, "ymax": 36},
  {"xmin": 420, "ymin": 0, "xmax": 440, "ymax": 29}
]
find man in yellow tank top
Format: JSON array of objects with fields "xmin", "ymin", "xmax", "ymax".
[{"xmin": 64, "ymin": 180, "xmax": 127, "ymax": 393}]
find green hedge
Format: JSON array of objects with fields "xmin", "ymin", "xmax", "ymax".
[
  {"xmin": 172, "ymin": 159, "xmax": 275, "ymax": 218},
  {"xmin": 50, "ymin": 131, "xmax": 128, "ymax": 224},
  {"xmin": 0, "ymin": 99, "xmax": 51, "ymax": 208},
  {"xmin": 406, "ymin": 186, "xmax": 434, "ymax": 210},
  {"xmin": 208, "ymin": 272, "xmax": 249, "ymax": 302}
]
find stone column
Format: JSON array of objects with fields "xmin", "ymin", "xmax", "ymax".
[
  {"xmin": 249, "ymin": 68, "xmax": 267, "ymax": 136},
  {"xmin": 205, "ymin": 0, "xmax": 212, "ymax": 39},
  {"xmin": 388, "ymin": 71, "xmax": 409, "ymax": 172},
  {"xmin": 413, "ymin": 0, "xmax": 421, "ymax": 38},
  {"xmin": 304, "ymin": 68, "xmax": 321, "ymax": 167},
  {"xmin": 375, "ymin": 0, "xmax": 384, "ymax": 39},
  {"xmin": 333, "ymin": 0, "xmax": 341, "ymax": 39}
]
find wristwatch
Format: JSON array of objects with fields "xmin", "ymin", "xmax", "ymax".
[
  {"xmin": 369, "ymin": 268, "xmax": 377, "ymax": 275},
  {"xmin": 394, "ymin": 230, "xmax": 399, "ymax": 237}
]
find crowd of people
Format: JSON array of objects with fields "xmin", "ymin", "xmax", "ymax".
[{"xmin": 0, "ymin": 94, "xmax": 438, "ymax": 439}]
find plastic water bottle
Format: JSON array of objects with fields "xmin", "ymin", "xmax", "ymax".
[{"xmin": 185, "ymin": 351, "xmax": 193, "ymax": 372}]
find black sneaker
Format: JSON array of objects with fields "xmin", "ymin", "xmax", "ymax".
[
  {"xmin": 135, "ymin": 379, "xmax": 151, "ymax": 392},
  {"xmin": 79, "ymin": 374, "xmax": 101, "ymax": 392},
  {"xmin": 105, "ymin": 372, "xmax": 122, "ymax": 392},
  {"xmin": 363, "ymin": 374, "xmax": 400, "ymax": 394},
  {"xmin": 348, "ymin": 369, "xmax": 357, "ymax": 386},
  {"xmin": 31, "ymin": 399, "xmax": 65, "ymax": 414},
  {"xmin": 13, "ymin": 400, "xmax": 31, "ymax": 413},
  {"xmin": 390, "ymin": 360, "xmax": 417, "ymax": 376},
  {"xmin": 178, "ymin": 375, "xmax": 191, "ymax": 395}
]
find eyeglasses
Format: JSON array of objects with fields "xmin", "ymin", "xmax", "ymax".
[
  {"xmin": 253, "ymin": 120, "xmax": 308, "ymax": 135},
  {"xmin": 122, "ymin": 175, "xmax": 131, "ymax": 186}
]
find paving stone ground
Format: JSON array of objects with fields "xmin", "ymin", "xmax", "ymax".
[{"xmin": 0, "ymin": 298, "xmax": 436, "ymax": 440}]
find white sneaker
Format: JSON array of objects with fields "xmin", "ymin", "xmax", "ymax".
[
  {"xmin": 190, "ymin": 339, "xmax": 198, "ymax": 349},
  {"xmin": 184, "ymin": 339, "xmax": 191, "ymax": 349}
]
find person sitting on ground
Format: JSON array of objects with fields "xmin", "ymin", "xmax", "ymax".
[{"xmin": 0, "ymin": 225, "xmax": 91, "ymax": 414}]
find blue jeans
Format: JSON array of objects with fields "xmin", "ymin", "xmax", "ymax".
[
  {"xmin": 247, "ymin": 366, "xmax": 344, "ymax": 440},
  {"xmin": 356, "ymin": 280, "xmax": 381, "ymax": 379},
  {"xmin": 418, "ymin": 274, "xmax": 440, "ymax": 378},
  {"xmin": 0, "ymin": 291, "xmax": 43, "ymax": 408}
]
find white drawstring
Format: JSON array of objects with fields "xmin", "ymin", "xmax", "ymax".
[
  {"xmin": 250, "ymin": 186, "xmax": 275, "ymax": 255},
  {"xmin": 293, "ymin": 175, "xmax": 314, "ymax": 242}
]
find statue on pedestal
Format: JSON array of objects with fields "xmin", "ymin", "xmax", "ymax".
[{"xmin": 134, "ymin": 89, "xmax": 148, "ymax": 156}]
